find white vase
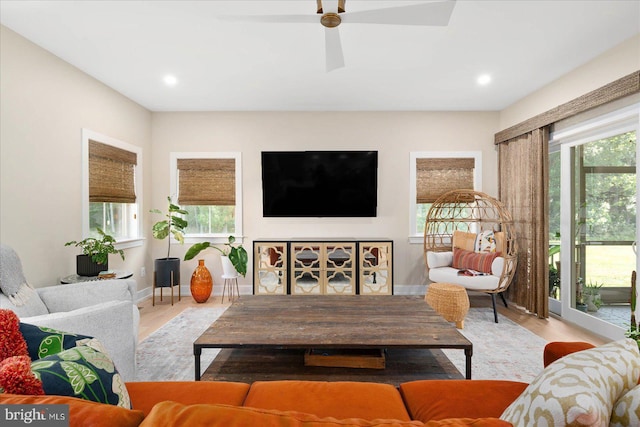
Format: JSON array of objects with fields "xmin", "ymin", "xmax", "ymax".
[{"xmin": 221, "ymin": 255, "xmax": 238, "ymax": 278}]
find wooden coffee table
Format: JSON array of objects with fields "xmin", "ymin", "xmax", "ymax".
[{"xmin": 193, "ymin": 295, "xmax": 473, "ymax": 380}]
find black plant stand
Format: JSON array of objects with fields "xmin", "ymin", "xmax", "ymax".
[{"xmin": 153, "ymin": 258, "xmax": 181, "ymax": 306}]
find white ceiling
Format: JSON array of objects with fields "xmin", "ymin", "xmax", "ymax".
[{"xmin": 1, "ymin": 0, "xmax": 639, "ymax": 112}]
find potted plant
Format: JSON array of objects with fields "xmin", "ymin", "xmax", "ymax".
[
  {"xmin": 584, "ymin": 281, "xmax": 604, "ymax": 312},
  {"xmin": 150, "ymin": 196, "xmax": 188, "ymax": 288},
  {"xmin": 185, "ymin": 235, "xmax": 248, "ymax": 277},
  {"xmin": 65, "ymin": 228, "xmax": 125, "ymax": 276},
  {"xmin": 575, "ymin": 277, "xmax": 588, "ymax": 312}
]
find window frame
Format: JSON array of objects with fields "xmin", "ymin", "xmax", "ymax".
[
  {"xmin": 81, "ymin": 128, "xmax": 143, "ymax": 249},
  {"xmin": 409, "ymin": 151, "xmax": 482, "ymax": 244},
  {"xmin": 170, "ymin": 152, "xmax": 243, "ymax": 245}
]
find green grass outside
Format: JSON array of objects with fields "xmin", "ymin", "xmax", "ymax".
[{"xmin": 585, "ymin": 246, "xmax": 636, "ymax": 287}]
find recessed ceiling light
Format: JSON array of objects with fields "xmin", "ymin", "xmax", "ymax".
[
  {"xmin": 477, "ymin": 74, "xmax": 492, "ymax": 86},
  {"xmin": 163, "ymin": 75, "xmax": 178, "ymax": 86}
]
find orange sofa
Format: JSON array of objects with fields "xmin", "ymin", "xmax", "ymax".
[{"xmin": 0, "ymin": 342, "xmax": 596, "ymax": 427}]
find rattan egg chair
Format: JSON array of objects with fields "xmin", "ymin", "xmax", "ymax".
[{"xmin": 423, "ymin": 190, "xmax": 518, "ymax": 323}]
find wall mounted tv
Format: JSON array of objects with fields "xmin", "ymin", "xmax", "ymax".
[{"xmin": 261, "ymin": 151, "xmax": 378, "ymax": 217}]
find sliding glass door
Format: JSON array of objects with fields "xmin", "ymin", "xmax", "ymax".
[{"xmin": 550, "ymin": 104, "xmax": 639, "ymax": 339}]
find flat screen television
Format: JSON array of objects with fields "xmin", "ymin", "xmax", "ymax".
[{"xmin": 261, "ymin": 151, "xmax": 378, "ymax": 217}]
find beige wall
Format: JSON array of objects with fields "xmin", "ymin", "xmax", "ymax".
[
  {"xmin": 150, "ymin": 111, "xmax": 499, "ymax": 290},
  {"xmin": 499, "ymin": 34, "xmax": 640, "ymax": 130},
  {"xmin": 0, "ymin": 26, "xmax": 152, "ymax": 288},
  {"xmin": 3, "ymin": 22, "xmax": 636, "ymax": 295}
]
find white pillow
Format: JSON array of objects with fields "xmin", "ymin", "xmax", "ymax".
[
  {"xmin": 491, "ymin": 256, "xmax": 505, "ymax": 276},
  {"xmin": 426, "ymin": 251, "xmax": 453, "ymax": 269},
  {"xmin": 500, "ymin": 338, "xmax": 640, "ymax": 427}
]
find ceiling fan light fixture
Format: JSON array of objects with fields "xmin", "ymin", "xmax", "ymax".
[{"xmin": 321, "ymin": 12, "xmax": 341, "ymax": 28}]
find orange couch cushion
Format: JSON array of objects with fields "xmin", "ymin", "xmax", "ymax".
[
  {"xmin": 125, "ymin": 381, "xmax": 250, "ymax": 416},
  {"xmin": 140, "ymin": 401, "xmax": 512, "ymax": 427},
  {"xmin": 0, "ymin": 393, "xmax": 144, "ymax": 427},
  {"xmin": 542, "ymin": 341, "xmax": 596, "ymax": 367},
  {"xmin": 399, "ymin": 380, "xmax": 527, "ymax": 422},
  {"xmin": 244, "ymin": 380, "xmax": 412, "ymax": 421}
]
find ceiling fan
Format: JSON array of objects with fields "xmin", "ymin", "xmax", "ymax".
[{"xmin": 219, "ymin": 0, "xmax": 457, "ymax": 72}]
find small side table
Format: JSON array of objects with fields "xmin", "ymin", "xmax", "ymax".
[
  {"xmin": 425, "ymin": 282, "xmax": 470, "ymax": 329},
  {"xmin": 60, "ymin": 271, "xmax": 133, "ymax": 284}
]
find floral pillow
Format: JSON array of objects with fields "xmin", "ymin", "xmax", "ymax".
[
  {"xmin": 31, "ymin": 338, "xmax": 131, "ymax": 408},
  {"xmin": 500, "ymin": 338, "xmax": 640, "ymax": 426},
  {"xmin": 19, "ymin": 323, "xmax": 93, "ymax": 360}
]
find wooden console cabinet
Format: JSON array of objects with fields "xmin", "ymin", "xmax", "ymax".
[{"xmin": 253, "ymin": 239, "xmax": 393, "ymax": 295}]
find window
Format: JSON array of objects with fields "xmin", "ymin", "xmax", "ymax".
[
  {"xmin": 409, "ymin": 151, "xmax": 481, "ymax": 243},
  {"xmin": 82, "ymin": 129, "xmax": 142, "ymax": 244},
  {"xmin": 170, "ymin": 152, "xmax": 242, "ymax": 243},
  {"xmin": 549, "ymin": 102, "xmax": 638, "ymax": 334}
]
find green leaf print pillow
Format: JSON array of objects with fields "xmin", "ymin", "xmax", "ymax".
[
  {"xmin": 19, "ymin": 323, "xmax": 93, "ymax": 360},
  {"xmin": 31, "ymin": 338, "xmax": 130, "ymax": 408}
]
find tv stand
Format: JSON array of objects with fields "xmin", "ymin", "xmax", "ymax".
[{"xmin": 253, "ymin": 239, "xmax": 393, "ymax": 295}]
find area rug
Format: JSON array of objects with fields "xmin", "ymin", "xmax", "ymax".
[
  {"xmin": 441, "ymin": 307, "xmax": 547, "ymax": 382},
  {"xmin": 135, "ymin": 306, "xmax": 227, "ymax": 381},
  {"xmin": 135, "ymin": 306, "xmax": 547, "ymax": 382}
]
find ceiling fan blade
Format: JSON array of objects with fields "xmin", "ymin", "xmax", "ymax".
[
  {"xmin": 218, "ymin": 14, "xmax": 318, "ymax": 24},
  {"xmin": 325, "ymin": 27, "xmax": 345, "ymax": 72},
  {"xmin": 343, "ymin": 0, "xmax": 456, "ymax": 26}
]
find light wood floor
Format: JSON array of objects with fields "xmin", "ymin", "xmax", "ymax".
[{"xmin": 137, "ymin": 292, "xmax": 609, "ymax": 346}]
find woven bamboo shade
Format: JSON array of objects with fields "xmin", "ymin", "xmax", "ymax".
[
  {"xmin": 89, "ymin": 140, "xmax": 137, "ymax": 203},
  {"xmin": 416, "ymin": 158, "xmax": 475, "ymax": 203},
  {"xmin": 177, "ymin": 158, "xmax": 235, "ymax": 206}
]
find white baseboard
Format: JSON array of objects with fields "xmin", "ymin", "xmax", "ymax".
[{"xmin": 135, "ymin": 283, "xmax": 426, "ymax": 302}]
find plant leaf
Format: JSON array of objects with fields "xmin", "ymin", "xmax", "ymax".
[
  {"xmin": 31, "ymin": 360, "xmax": 57, "ymax": 372},
  {"xmin": 184, "ymin": 242, "xmax": 211, "ymax": 260},
  {"xmin": 172, "ymin": 216, "xmax": 188, "ymax": 230},
  {"xmin": 149, "ymin": 209, "xmax": 162, "ymax": 214},
  {"xmin": 61, "ymin": 361, "xmax": 98, "ymax": 394},
  {"xmin": 38, "ymin": 335, "xmax": 63, "ymax": 359},
  {"xmin": 152, "ymin": 221, "xmax": 169, "ymax": 239},
  {"xmin": 76, "ymin": 346, "xmax": 115, "ymax": 373},
  {"xmin": 229, "ymin": 246, "xmax": 248, "ymax": 277},
  {"xmin": 172, "ymin": 230, "xmax": 185, "ymax": 245}
]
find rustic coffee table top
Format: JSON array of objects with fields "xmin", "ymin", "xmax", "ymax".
[{"xmin": 194, "ymin": 295, "xmax": 473, "ymax": 379}]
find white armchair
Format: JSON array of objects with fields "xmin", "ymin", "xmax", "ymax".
[{"xmin": 0, "ymin": 244, "xmax": 139, "ymax": 381}]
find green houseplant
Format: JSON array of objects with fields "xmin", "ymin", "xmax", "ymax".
[
  {"xmin": 65, "ymin": 228, "xmax": 125, "ymax": 276},
  {"xmin": 185, "ymin": 235, "xmax": 248, "ymax": 277},
  {"xmin": 150, "ymin": 197, "xmax": 188, "ymax": 288}
]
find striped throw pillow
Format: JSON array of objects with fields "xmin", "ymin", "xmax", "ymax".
[{"xmin": 452, "ymin": 248, "xmax": 500, "ymax": 274}]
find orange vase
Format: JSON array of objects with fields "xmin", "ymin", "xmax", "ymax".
[{"xmin": 190, "ymin": 259, "xmax": 213, "ymax": 303}]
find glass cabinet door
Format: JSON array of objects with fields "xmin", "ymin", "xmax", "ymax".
[
  {"xmin": 254, "ymin": 242, "xmax": 287, "ymax": 295},
  {"xmin": 291, "ymin": 243, "xmax": 322, "ymax": 294},
  {"xmin": 359, "ymin": 242, "xmax": 393, "ymax": 295},
  {"xmin": 325, "ymin": 243, "xmax": 355, "ymax": 294}
]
